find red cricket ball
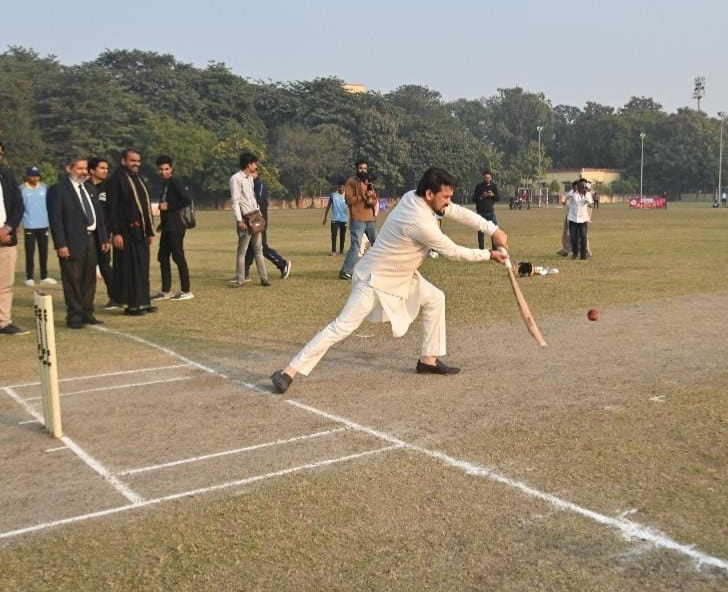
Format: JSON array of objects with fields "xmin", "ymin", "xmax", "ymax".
[{"xmin": 587, "ymin": 309, "xmax": 600, "ymax": 321}]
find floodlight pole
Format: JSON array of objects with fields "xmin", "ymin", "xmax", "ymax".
[
  {"xmin": 640, "ymin": 132, "xmax": 646, "ymax": 199},
  {"xmin": 719, "ymin": 112, "xmax": 726, "ymax": 205},
  {"xmin": 537, "ymin": 125, "xmax": 543, "ymax": 207}
]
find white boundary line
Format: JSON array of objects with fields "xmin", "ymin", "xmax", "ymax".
[
  {"xmin": 3, "ymin": 364, "xmax": 192, "ymax": 389},
  {"xmin": 285, "ymin": 400, "xmax": 728, "ymax": 573},
  {"xmin": 4, "ymin": 326, "xmax": 728, "ymax": 573},
  {"xmin": 3, "ymin": 387, "xmax": 142, "ymax": 505},
  {"xmin": 0, "ymin": 445, "xmax": 400, "ymax": 540},
  {"xmin": 116, "ymin": 428, "xmax": 349, "ymax": 476},
  {"xmin": 22, "ymin": 376, "xmax": 192, "ymax": 402}
]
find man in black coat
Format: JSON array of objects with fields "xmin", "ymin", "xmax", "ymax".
[
  {"xmin": 151, "ymin": 155, "xmax": 193, "ymax": 300},
  {"xmin": 0, "ymin": 142, "xmax": 30, "ymax": 335},
  {"xmin": 471, "ymin": 170, "xmax": 500, "ymax": 249},
  {"xmin": 47, "ymin": 156, "xmax": 109, "ymax": 329}
]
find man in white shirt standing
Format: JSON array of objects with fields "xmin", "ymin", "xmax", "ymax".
[
  {"xmin": 271, "ymin": 167, "xmax": 509, "ymax": 394},
  {"xmin": 566, "ymin": 178, "xmax": 594, "ymax": 260},
  {"xmin": 229, "ymin": 152, "xmax": 269, "ymax": 287}
]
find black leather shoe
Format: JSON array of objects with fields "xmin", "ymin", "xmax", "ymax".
[
  {"xmin": 271, "ymin": 370, "xmax": 293, "ymax": 394},
  {"xmin": 67, "ymin": 322, "xmax": 86, "ymax": 329},
  {"xmin": 146, "ymin": 306, "xmax": 159, "ymax": 313},
  {"xmin": 83, "ymin": 317, "xmax": 104, "ymax": 325},
  {"xmin": 124, "ymin": 309, "xmax": 146, "ymax": 316},
  {"xmin": 416, "ymin": 359, "xmax": 461, "ymax": 375}
]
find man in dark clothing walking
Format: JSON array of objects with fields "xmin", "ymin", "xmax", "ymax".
[
  {"xmin": 151, "ymin": 155, "xmax": 194, "ymax": 300},
  {"xmin": 471, "ymin": 170, "xmax": 500, "ymax": 249},
  {"xmin": 243, "ymin": 172, "xmax": 291, "ymax": 281}
]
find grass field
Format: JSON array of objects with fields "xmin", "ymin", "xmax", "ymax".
[{"xmin": 1, "ymin": 202, "xmax": 727, "ymax": 591}]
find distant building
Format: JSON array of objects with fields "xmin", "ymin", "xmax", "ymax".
[
  {"xmin": 343, "ymin": 82, "xmax": 366, "ymax": 94},
  {"xmin": 544, "ymin": 168, "xmax": 621, "ymax": 193}
]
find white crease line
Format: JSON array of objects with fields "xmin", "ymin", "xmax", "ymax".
[
  {"xmin": 0, "ymin": 445, "xmax": 400, "ymax": 540},
  {"xmin": 46, "ymin": 446, "xmax": 68, "ymax": 453},
  {"xmin": 286, "ymin": 399, "xmax": 728, "ymax": 573},
  {"xmin": 116, "ymin": 427, "xmax": 349, "ymax": 476},
  {"xmin": 22, "ymin": 376, "xmax": 192, "ymax": 402},
  {"xmin": 2, "ymin": 387, "xmax": 142, "ymax": 505},
  {"xmin": 18, "ymin": 419, "xmax": 42, "ymax": 425},
  {"xmin": 90, "ymin": 325, "xmax": 223, "ymax": 376},
  {"xmin": 3, "ymin": 364, "xmax": 192, "ymax": 389}
]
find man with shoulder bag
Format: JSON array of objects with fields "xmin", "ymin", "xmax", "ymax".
[{"xmin": 229, "ymin": 152, "xmax": 269, "ymax": 287}]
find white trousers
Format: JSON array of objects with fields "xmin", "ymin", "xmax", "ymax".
[{"xmin": 290, "ymin": 276, "xmax": 446, "ymax": 376}]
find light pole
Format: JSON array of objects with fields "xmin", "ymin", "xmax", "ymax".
[
  {"xmin": 640, "ymin": 132, "xmax": 646, "ymax": 199},
  {"xmin": 719, "ymin": 112, "xmax": 726, "ymax": 206},
  {"xmin": 537, "ymin": 125, "xmax": 543, "ymax": 206}
]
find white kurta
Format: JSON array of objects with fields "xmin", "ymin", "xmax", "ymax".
[{"xmin": 289, "ymin": 190, "xmax": 499, "ymax": 375}]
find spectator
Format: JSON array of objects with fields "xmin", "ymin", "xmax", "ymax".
[
  {"xmin": 21, "ymin": 166, "xmax": 56, "ymax": 286},
  {"xmin": 0, "ymin": 143, "xmax": 30, "ymax": 335},
  {"xmin": 339, "ymin": 159, "xmax": 377, "ymax": 280},
  {"xmin": 471, "ymin": 170, "xmax": 499, "ymax": 249},
  {"xmin": 151, "ymin": 155, "xmax": 194, "ymax": 300},
  {"xmin": 47, "ymin": 156, "xmax": 109, "ymax": 328},
  {"xmin": 87, "ymin": 157, "xmax": 116, "ymax": 308},
  {"xmin": 323, "ymin": 180, "xmax": 348, "ymax": 256}
]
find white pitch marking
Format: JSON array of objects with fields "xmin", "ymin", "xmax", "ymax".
[
  {"xmin": 116, "ymin": 427, "xmax": 349, "ymax": 476},
  {"xmin": 649, "ymin": 395, "xmax": 666, "ymax": 403},
  {"xmin": 18, "ymin": 419, "xmax": 42, "ymax": 425},
  {"xmin": 91, "ymin": 325, "xmax": 222, "ymax": 376},
  {"xmin": 3, "ymin": 364, "xmax": 192, "ymax": 389},
  {"xmin": 2, "ymin": 387, "xmax": 143, "ymax": 505},
  {"xmin": 0, "ymin": 445, "xmax": 400, "ymax": 540},
  {"xmin": 46, "ymin": 446, "xmax": 68, "ymax": 453},
  {"xmin": 23, "ymin": 376, "xmax": 192, "ymax": 402},
  {"xmin": 286, "ymin": 399, "xmax": 728, "ymax": 573}
]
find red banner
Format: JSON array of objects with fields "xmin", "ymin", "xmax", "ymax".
[{"xmin": 628, "ymin": 196, "xmax": 667, "ymax": 209}]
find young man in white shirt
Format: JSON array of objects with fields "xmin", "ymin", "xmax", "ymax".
[
  {"xmin": 272, "ymin": 167, "xmax": 509, "ymax": 394},
  {"xmin": 229, "ymin": 152, "xmax": 269, "ymax": 287}
]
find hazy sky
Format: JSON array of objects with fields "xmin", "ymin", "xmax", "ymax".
[{"xmin": 5, "ymin": 0, "xmax": 727, "ymax": 116}]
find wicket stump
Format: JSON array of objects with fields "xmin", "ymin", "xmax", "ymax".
[{"xmin": 34, "ymin": 292, "xmax": 62, "ymax": 438}]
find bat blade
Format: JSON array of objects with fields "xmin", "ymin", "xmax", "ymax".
[{"xmin": 503, "ymin": 257, "xmax": 547, "ymax": 347}]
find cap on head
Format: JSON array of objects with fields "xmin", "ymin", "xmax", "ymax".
[{"xmin": 26, "ymin": 166, "xmax": 41, "ymax": 176}]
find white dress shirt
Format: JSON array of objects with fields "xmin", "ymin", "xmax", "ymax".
[{"xmin": 567, "ymin": 190, "xmax": 593, "ymax": 223}]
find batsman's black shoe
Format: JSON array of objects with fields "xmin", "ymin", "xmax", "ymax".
[
  {"xmin": 416, "ymin": 359, "xmax": 461, "ymax": 375},
  {"xmin": 271, "ymin": 370, "xmax": 293, "ymax": 394},
  {"xmin": 82, "ymin": 316, "xmax": 104, "ymax": 325},
  {"xmin": 0, "ymin": 323, "xmax": 30, "ymax": 335}
]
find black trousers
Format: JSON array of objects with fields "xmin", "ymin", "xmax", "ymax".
[
  {"xmin": 330, "ymin": 221, "xmax": 347, "ymax": 253},
  {"xmin": 96, "ymin": 236, "xmax": 113, "ymax": 299},
  {"xmin": 476, "ymin": 211, "xmax": 498, "ymax": 249},
  {"xmin": 24, "ymin": 228, "xmax": 49, "ymax": 280},
  {"xmin": 569, "ymin": 221, "xmax": 589, "ymax": 259},
  {"xmin": 59, "ymin": 233, "xmax": 97, "ymax": 325},
  {"xmin": 158, "ymin": 230, "xmax": 190, "ymax": 293}
]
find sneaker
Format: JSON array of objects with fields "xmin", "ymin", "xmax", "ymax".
[
  {"xmin": 338, "ymin": 271, "xmax": 352, "ymax": 280},
  {"xmin": 104, "ymin": 300, "xmax": 121, "ymax": 310},
  {"xmin": 0, "ymin": 323, "xmax": 30, "ymax": 336},
  {"xmin": 429, "ymin": 250, "xmax": 439, "ymax": 259},
  {"xmin": 556, "ymin": 250, "xmax": 569, "ymax": 257},
  {"xmin": 24, "ymin": 279, "xmax": 35, "ymax": 287},
  {"xmin": 151, "ymin": 291, "xmax": 171, "ymax": 300},
  {"xmin": 243, "ymin": 276, "xmax": 251, "ymax": 282},
  {"xmin": 261, "ymin": 280, "xmax": 271, "ymax": 287},
  {"xmin": 281, "ymin": 261, "xmax": 291, "ymax": 279},
  {"xmin": 40, "ymin": 277, "xmax": 57, "ymax": 285},
  {"xmin": 170, "ymin": 291, "xmax": 194, "ymax": 300}
]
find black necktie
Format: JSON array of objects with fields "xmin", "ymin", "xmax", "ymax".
[{"xmin": 78, "ymin": 184, "xmax": 94, "ymax": 225}]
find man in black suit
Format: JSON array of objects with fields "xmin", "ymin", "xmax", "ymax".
[
  {"xmin": 0, "ymin": 142, "xmax": 30, "ymax": 335},
  {"xmin": 47, "ymin": 156, "xmax": 109, "ymax": 329}
]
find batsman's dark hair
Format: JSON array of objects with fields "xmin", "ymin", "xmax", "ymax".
[
  {"xmin": 416, "ymin": 167, "xmax": 458, "ymax": 197},
  {"xmin": 355, "ymin": 158, "xmax": 368, "ymax": 168},
  {"xmin": 155, "ymin": 154, "xmax": 173, "ymax": 167},
  {"xmin": 87, "ymin": 156, "xmax": 109, "ymax": 171},
  {"xmin": 239, "ymin": 152, "xmax": 259, "ymax": 169}
]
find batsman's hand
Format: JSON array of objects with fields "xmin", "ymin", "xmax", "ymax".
[
  {"xmin": 489, "ymin": 249, "xmax": 508, "ymax": 264},
  {"xmin": 491, "ymin": 229, "xmax": 508, "ymax": 250}
]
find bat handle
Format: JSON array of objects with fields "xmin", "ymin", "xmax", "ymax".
[{"xmin": 498, "ymin": 247, "xmax": 513, "ymax": 270}]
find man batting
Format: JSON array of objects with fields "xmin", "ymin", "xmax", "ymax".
[{"xmin": 271, "ymin": 167, "xmax": 508, "ymax": 394}]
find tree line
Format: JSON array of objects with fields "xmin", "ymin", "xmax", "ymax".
[{"xmin": 1, "ymin": 46, "xmax": 724, "ymax": 205}]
